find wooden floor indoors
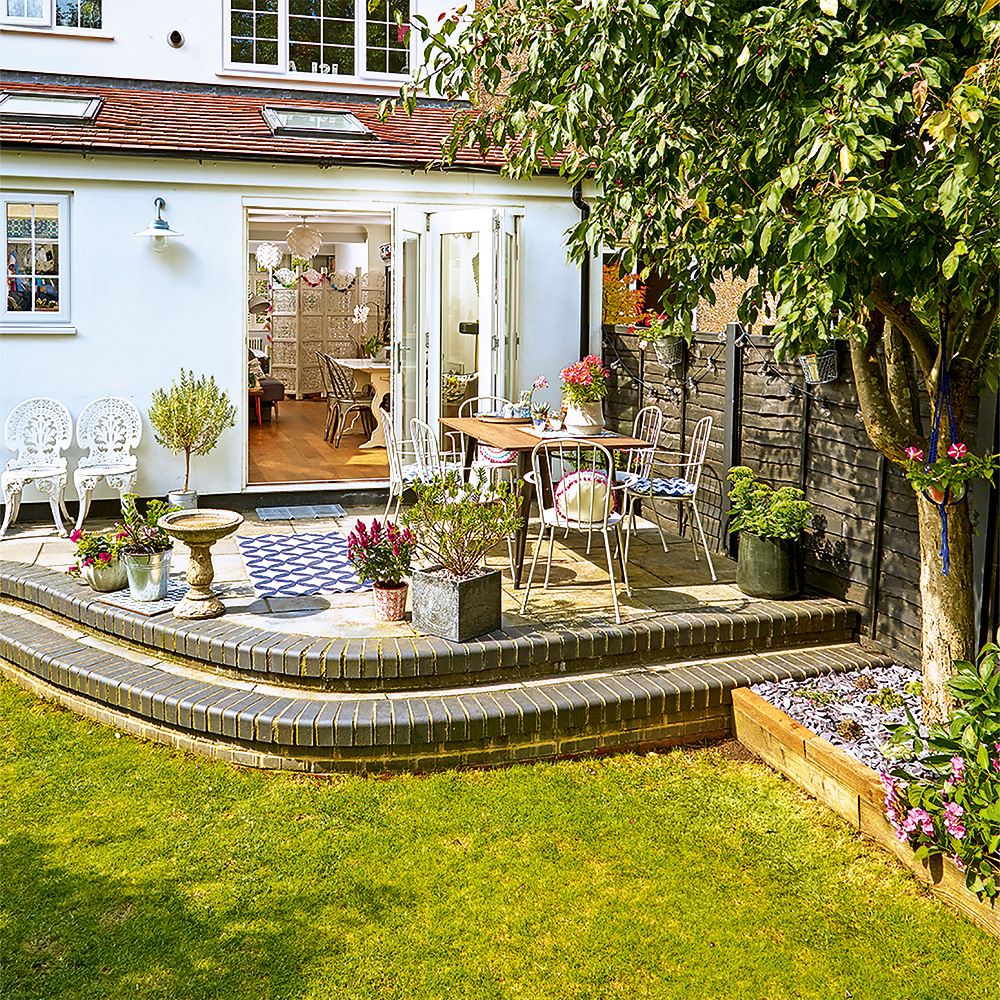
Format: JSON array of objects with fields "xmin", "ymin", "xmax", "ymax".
[{"xmin": 248, "ymin": 398, "xmax": 388, "ymax": 484}]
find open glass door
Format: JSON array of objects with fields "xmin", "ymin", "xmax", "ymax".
[{"xmin": 391, "ymin": 207, "xmax": 426, "ymax": 445}]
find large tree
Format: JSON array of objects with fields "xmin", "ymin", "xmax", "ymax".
[{"xmin": 389, "ymin": 0, "xmax": 1000, "ymax": 720}]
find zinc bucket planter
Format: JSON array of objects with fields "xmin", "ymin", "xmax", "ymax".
[
  {"xmin": 736, "ymin": 533, "xmax": 800, "ymax": 599},
  {"xmin": 732, "ymin": 687, "xmax": 999, "ymax": 939},
  {"xmin": 411, "ymin": 566, "xmax": 502, "ymax": 642},
  {"xmin": 122, "ymin": 550, "xmax": 172, "ymax": 602}
]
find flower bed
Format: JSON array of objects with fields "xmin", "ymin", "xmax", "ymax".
[{"xmin": 732, "ymin": 686, "xmax": 998, "ymax": 939}]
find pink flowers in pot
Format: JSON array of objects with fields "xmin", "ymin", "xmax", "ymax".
[
  {"xmin": 346, "ymin": 518, "xmax": 417, "ymax": 588},
  {"xmin": 560, "ymin": 355, "xmax": 610, "ymax": 405},
  {"xmin": 901, "ymin": 440, "xmax": 1000, "ymax": 499}
]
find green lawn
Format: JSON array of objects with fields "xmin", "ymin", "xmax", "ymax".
[{"xmin": 2, "ymin": 680, "xmax": 995, "ymax": 1000}]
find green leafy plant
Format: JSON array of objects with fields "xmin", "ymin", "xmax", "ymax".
[
  {"xmin": 902, "ymin": 443, "xmax": 1000, "ymax": 500},
  {"xmin": 403, "ymin": 470, "xmax": 522, "ymax": 579},
  {"xmin": 346, "ymin": 519, "xmax": 417, "ymax": 588},
  {"xmin": 66, "ymin": 527, "xmax": 127, "ymax": 577},
  {"xmin": 884, "ymin": 643, "xmax": 1000, "ymax": 900},
  {"xmin": 148, "ymin": 370, "xmax": 237, "ymax": 492},
  {"xmin": 867, "ymin": 688, "xmax": 904, "ymax": 711},
  {"xmin": 792, "ymin": 686, "xmax": 838, "ymax": 706},
  {"xmin": 726, "ymin": 467, "xmax": 811, "ymax": 540},
  {"xmin": 630, "ymin": 310, "xmax": 694, "ymax": 344},
  {"xmin": 115, "ymin": 493, "xmax": 176, "ymax": 555},
  {"xmin": 601, "ymin": 263, "xmax": 646, "ymax": 325}
]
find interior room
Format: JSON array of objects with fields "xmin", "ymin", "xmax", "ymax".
[{"xmin": 246, "ymin": 209, "xmax": 392, "ymax": 488}]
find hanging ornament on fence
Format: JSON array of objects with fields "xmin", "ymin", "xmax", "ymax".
[
  {"xmin": 255, "ymin": 242, "xmax": 282, "ymax": 271},
  {"xmin": 285, "ymin": 224, "xmax": 323, "ymax": 260}
]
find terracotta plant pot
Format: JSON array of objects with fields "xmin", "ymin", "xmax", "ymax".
[
  {"xmin": 925, "ymin": 482, "xmax": 966, "ymax": 505},
  {"xmin": 373, "ymin": 582, "xmax": 408, "ymax": 622}
]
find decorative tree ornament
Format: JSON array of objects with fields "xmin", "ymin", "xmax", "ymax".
[
  {"xmin": 255, "ymin": 242, "xmax": 282, "ymax": 271},
  {"xmin": 285, "ymin": 224, "xmax": 323, "ymax": 259}
]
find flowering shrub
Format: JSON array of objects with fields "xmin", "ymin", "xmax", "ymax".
[
  {"xmin": 403, "ymin": 470, "xmax": 522, "ymax": 579},
  {"xmin": 726, "ymin": 466, "xmax": 811, "ymax": 539},
  {"xmin": 66, "ymin": 527, "xmax": 127, "ymax": 577},
  {"xmin": 560, "ymin": 355, "xmax": 610, "ymax": 406},
  {"xmin": 902, "ymin": 443, "xmax": 999, "ymax": 499},
  {"xmin": 883, "ymin": 643, "xmax": 1000, "ymax": 900},
  {"xmin": 601, "ymin": 264, "xmax": 645, "ymax": 324},
  {"xmin": 114, "ymin": 494, "xmax": 176, "ymax": 554},
  {"xmin": 346, "ymin": 519, "xmax": 417, "ymax": 587}
]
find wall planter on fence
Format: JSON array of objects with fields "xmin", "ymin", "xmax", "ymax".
[
  {"xmin": 732, "ymin": 687, "xmax": 998, "ymax": 940},
  {"xmin": 797, "ymin": 349, "xmax": 838, "ymax": 384}
]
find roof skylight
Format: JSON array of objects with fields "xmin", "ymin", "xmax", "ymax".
[
  {"xmin": 0, "ymin": 92, "xmax": 102, "ymax": 123},
  {"xmin": 262, "ymin": 106, "xmax": 374, "ymax": 141}
]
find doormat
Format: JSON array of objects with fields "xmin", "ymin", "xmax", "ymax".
[
  {"xmin": 255, "ymin": 505, "xmax": 346, "ymax": 521},
  {"xmin": 93, "ymin": 580, "xmax": 190, "ymax": 616},
  {"xmin": 236, "ymin": 532, "xmax": 368, "ymax": 598}
]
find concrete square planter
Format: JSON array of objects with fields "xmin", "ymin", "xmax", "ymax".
[{"xmin": 411, "ymin": 566, "xmax": 502, "ymax": 642}]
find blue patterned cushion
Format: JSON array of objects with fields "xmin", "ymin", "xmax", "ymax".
[
  {"xmin": 629, "ymin": 476, "xmax": 694, "ymax": 498},
  {"xmin": 400, "ymin": 464, "xmax": 421, "ymax": 484}
]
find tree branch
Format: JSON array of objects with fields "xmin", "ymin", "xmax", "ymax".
[
  {"xmin": 955, "ymin": 268, "xmax": 1000, "ymax": 368},
  {"xmin": 885, "ymin": 323, "xmax": 922, "ymax": 437},
  {"xmin": 866, "ymin": 278, "xmax": 938, "ymax": 377},
  {"xmin": 850, "ymin": 310, "xmax": 924, "ymax": 462}
]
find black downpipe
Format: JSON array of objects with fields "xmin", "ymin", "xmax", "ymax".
[{"xmin": 572, "ymin": 182, "xmax": 590, "ymax": 359}]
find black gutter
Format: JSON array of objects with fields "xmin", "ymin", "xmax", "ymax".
[{"xmin": 572, "ymin": 182, "xmax": 591, "ymax": 358}]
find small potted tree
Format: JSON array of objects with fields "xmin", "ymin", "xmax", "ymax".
[
  {"xmin": 403, "ymin": 470, "xmax": 522, "ymax": 641},
  {"xmin": 116, "ymin": 493, "xmax": 178, "ymax": 601},
  {"xmin": 148, "ymin": 370, "xmax": 236, "ymax": 508},
  {"xmin": 727, "ymin": 466, "xmax": 812, "ymax": 599},
  {"xmin": 346, "ymin": 518, "xmax": 418, "ymax": 622}
]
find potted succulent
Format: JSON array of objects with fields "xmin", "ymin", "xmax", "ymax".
[
  {"xmin": 727, "ymin": 466, "xmax": 812, "ymax": 599},
  {"xmin": 346, "ymin": 518, "xmax": 418, "ymax": 622},
  {"xmin": 148, "ymin": 369, "xmax": 237, "ymax": 509},
  {"xmin": 66, "ymin": 527, "xmax": 128, "ymax": 592},
  {"xmin": 560, "ymin": 355, "xmax": 611, "ymax": 435},
  {"xmin": 116, "ymin": 493, "xmax": 178, "ymax": 601},
  {"xmin": 403, "ymin": 470, "xmax": 522, "ymax": 641}
]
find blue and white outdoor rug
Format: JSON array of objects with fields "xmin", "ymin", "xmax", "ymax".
[{"xmin": 236, "ymin": 532, "xmax": 368, "ymax": 597}]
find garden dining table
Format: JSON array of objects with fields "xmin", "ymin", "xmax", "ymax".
[{"xmin": 439, "ymin": 415, "xmax": 653, "ymax": 589}]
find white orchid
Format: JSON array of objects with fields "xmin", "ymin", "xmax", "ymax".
[{"xmin": 352, "ymin": 304, "xmax": 371, "ymax": 325}]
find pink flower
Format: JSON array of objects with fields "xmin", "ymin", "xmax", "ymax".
[
  {"xmin": 953, "ymin": 854, "xmax": 966, "ymax": 871},
  {"xmin": 397, "ymin": 24, "xmax": 410, "ymax": 44},
  {"xmin": 70, "ymin": 529, "xmax": 82, "ymax": 542},
  {"xmin": 905, "ymin": 447, "xmax": 923, "ymax": 461},
  {"xmin": 949, "ymin": 756, "xmax": 966, "ymax": 782},
  {"xmin": 903, "ymin": 808, "xmax": 934, "ymax": 836},
  {"xmin": 947, "ymin": 442, "xmax": 967, "ymax": 459},
  {"xmin": 533, "ymin": 375, "xmax": 549, "ymax": 390},
  {"xmin": 943, "ymin": 801, "xmax": 966, "ymax": 839},
  {"xmin": 98, "ymin": 552, "xmax": 111, "ymax": 563}
]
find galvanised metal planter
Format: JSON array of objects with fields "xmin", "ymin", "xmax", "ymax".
[
  {"xmin": 123, "ymin": 549, "xmax": 173, "ymax": 602},
  {"xmin": 736, "ymin": 533, "xmax": 800, "ymax": 600},
  {"xmin": 411, "ymin": 566, "xmax": 502, "ymax": 642},
  {"xmin": 80, "ymin": 558, "xmax": 128, "ymax": 593}
]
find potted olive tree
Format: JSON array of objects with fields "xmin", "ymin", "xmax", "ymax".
[
  {"xmin": 727, "ymin": 466, "xmax": 812, "ymax": 599},
  {"xmin": 148, "ymin": 370, "xmax": 236, "ymax": 508},
  {"xmin": 403, "ymin": 470, "xmax": 522, "ymax": 642}
]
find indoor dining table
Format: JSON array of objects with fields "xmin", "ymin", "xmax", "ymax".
[
  {"xmin": 336, "ymin": 358, "xmax": 391, "ymax": 448},
  {"xmin": 439, "ymin": 415, "xmax": 653, "ymax": 588}
]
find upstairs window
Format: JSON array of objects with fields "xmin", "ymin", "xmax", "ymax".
[
  {"xmin": 226, "ymin": 0, "xmax": 410, "ymax": 80},
  {"xmin": 4, "ymin": 195, "xmax": 70, "ymax": 326},
  {"xmin": 3, "ymin": 0, "xmax": 102, "ymax": 28}
]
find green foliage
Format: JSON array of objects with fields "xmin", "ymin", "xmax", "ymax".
[
  {"xmin": 3, "ymin": 679, "xmax": 996, "ymax": 999},
  {"xmin": 727, "ymin": 466, "xmax": 812, "ymax": 539},
  {"xmin": 602, "ymin": 263, "xmax": 646, "ymax": 324},
  {"xmin": 403, "ymin": 470, "xmax": 522, "ymax": 578},
  {"xmin": 866, "ymin": 687, "xmax": 904, "ymax": 711},
  {"xmin": 885, "ymin": 643, "xmax": 1000, "ymax": 899},
  {"xmin": 148, "ymin": 370, "xmax": 237, "ymax": 491},
  {"xmin": 114, "ymin": 493, "xmax": 176, "ymax": 554},
  {"xmin": 792, "ymin": 685, "xmax": 838, "ymax": 705},
  {"xmin": 902, "ymin": 444, "xmax": 1000, "ymax": 495},
  {"xmin": 65, "ymin": 527, "xmax": 127, "ymax": 576}
]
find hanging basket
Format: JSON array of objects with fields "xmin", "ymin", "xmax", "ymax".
[
  {"xmin": 797, "ymin": 349, "xmax": 838, "ymax": 384},
  {"xmin": 652, "ymin": 336, "xmax": 685, "ymax": 367}
]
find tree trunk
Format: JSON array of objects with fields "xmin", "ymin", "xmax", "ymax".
[{"xmin": 916, "ymin": 490, "xmax": 975, "ymax": 724}]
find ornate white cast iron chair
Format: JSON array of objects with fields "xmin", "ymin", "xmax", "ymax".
[
  {"xmin": 1, "ymin": 397, "xmax": 73, "ymax": 539},
  {"xmin": 520, "ymin": 439, "xmax": 631, "ymax": 625},
  {"xmin": 72, "ymin": 396, "xmax": 142, "ymax": 532},
  {"xmin": 622, "ymin": 415, "xmax": 716, "ymax": 580}
]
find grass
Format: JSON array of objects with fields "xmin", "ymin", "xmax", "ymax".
[{"xmin": 2, "ymin": 680, "xmax": 996, "ymax": 1000}]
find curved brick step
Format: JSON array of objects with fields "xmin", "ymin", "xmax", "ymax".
[
  {"xmin": 1, "ymin": 606, "xmax": 895, "ymax": 773},
  {"xmin": 0, "ymin": 562, "xmax": 863, "ymax": 691}
]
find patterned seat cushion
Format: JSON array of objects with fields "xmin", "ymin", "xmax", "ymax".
[
  {"xmin": 478, "ymin": 443, "xmax": 516, "ymax": 465},
  {"xmin": 628, "ymin": 476, "xmax": 695, "ymax": 498}
]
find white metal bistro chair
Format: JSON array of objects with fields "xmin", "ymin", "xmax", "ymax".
[
  {"xmin": 380, "ymin": 409, "xmax": 422, "ymax": 521},
  {"xmin": 622, "ymin": 415, "xmax": 716, "ymax": 580},
  {"xmin": 520, "ymin": 439, "xmax": 631, "ymax": 625},
  {"xmin": 457, "ymin": 395, "xmax": 517, "ymax": 483},
  {"xmin": 409, "ymin": 417, "xmax": 466, "ymax": 482},
  {"xmin": 72, "ymin": 396, "xmax": 142, "ymax": 532},
  {"xmin": 614, "ymin": 404, "xmax": 665, "ymax": 549},
  {"xmin": 1, "ymin": 397, "xmax": 73, "ymax": 539}
]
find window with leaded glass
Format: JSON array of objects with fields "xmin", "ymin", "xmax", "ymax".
[{"xmin": 3, "ymin": 197, "xmax": 68, "ymax": 324}]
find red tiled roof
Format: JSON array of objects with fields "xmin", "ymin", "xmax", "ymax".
[{"xmin": 0, "ymin": 79, "xmax": 512, "ymax": 170}]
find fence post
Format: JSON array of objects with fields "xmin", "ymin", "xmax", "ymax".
[{"xmin": 721, "ymin": 322, "xmax": 744, "ymax": 558}]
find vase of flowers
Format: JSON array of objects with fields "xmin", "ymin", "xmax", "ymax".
[
  {"xmin": 902, "ymin": 443, "xmax": 999, "ymax": 505},
  {"xmin": 117, "ymin": 494, "xmax": 177, "ymax": 601},
  {"xmin": 67, "ymin": 527, "xmax": 129, "ymax": 592},
  {"xmin": 346, "ymin": 518, "xmax": 418, "ymax": 622},
  {"xmin": 561, "ymin": 355, "xmax": 610, "ymax": 435}
]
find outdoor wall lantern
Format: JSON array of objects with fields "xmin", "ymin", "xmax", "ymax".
[{"xmin": 135, "ymin": 198, "xmax": 182, "ymax": 252}]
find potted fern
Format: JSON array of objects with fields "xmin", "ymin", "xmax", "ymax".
[
  {"xmin": 148, "ymin": 370, "xmax": 236, "ymax": 508},
  {"xmin": 727, "ymin": 466, "xmax": 812, "ymax": 599}
]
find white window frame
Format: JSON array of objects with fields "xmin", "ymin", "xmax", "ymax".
[
  {"xmin": 2, "ymin": 192, "xmax": 72, "ymax": 332},
  {"xmin": 3, "ymin": 0, "xmax": 53, "ymax": 26},
  {"xmin": 222, "ymin": 0, "xmax": 413, "ymax": 83}
]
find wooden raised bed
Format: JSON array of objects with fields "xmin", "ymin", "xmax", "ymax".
[{"xmin": 732, "ymin": 687, "xmax": 999, "ymax": 939}]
